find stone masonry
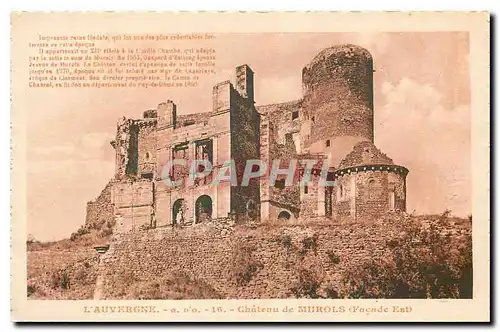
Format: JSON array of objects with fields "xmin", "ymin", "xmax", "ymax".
[
  {"xmin": 87, "ymin": 44, "xmax": 409, "ymax": 234},
  {"xmin": 78, "ymin": 43, "xmax": 414, "ymax": 300}
]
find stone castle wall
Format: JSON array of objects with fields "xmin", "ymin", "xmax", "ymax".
[
  {"xmin": 98, "ymin": 220, "xmax": 405, "ymax": 299},
  {"xmin": 103, "ymin": 44, "xmax": 407, "ymax": 236}
]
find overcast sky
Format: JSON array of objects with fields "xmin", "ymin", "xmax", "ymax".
[{"xmin": 25, "ymin": 32, "xmax": 470, "ymax": 240}]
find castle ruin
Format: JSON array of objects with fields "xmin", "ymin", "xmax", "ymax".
[{"xmin": 102, "ymin": 44, "xmax": 408, "ymax": 233}]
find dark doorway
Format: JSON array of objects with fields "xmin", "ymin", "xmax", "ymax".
[
  {"xmin": 172, "ymin": 199, "xmax": 185, "ymax": 225},
  {"xmin": 246, "ymin": 199, "xmax": 257, "ymax": 220}
]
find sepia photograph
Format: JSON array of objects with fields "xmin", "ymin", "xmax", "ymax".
[{"xmin": 11, "ymin": 12, "xmax": 490, "ymax": 322}]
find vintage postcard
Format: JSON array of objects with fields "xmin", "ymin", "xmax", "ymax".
[{"xmin": 11, "ymin": 12, "xmax": 490, "ymax": 322}]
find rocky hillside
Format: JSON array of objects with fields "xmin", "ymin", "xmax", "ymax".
[
  {"xmin": 27, "ymin": 247, "xmax": 100, "ymax": 300},
  {"xmin": 26, "ymin": 180, "xmax": 115, "ymax": 300},
  {"xmin": 26, "ymin": 211, "xmax": 472, "ymax": 300}
]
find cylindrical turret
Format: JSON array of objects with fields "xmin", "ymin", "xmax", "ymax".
[{"xmin": 301, "ymin": 44, "xmax": 374, "ymax": 167}]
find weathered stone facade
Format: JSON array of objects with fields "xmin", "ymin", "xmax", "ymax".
[
  {"xmin": 89, "ymin": 44, "xmax": 408, "ymax": 235},
  {"xmin": 255, "ymin": 44, "xmax": 408, "ymax": 223}
]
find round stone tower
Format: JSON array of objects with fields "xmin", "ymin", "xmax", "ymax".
[{"xmin": 301, "ymin": 44, "xmax": 374, "ymax": 167}]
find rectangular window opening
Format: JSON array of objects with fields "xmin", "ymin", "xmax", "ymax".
[
  {"xmin": 389, "ymin": 191, "xmax": 395, "ymax": 211},
  {"xmin": 275, "ymin": 179, "xmax": 286, "ymax": 189},
  {"xmin": 141, "ymin": 172, "xmax": 153, "ymax": 180}
]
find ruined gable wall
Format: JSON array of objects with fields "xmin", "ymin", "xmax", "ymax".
[
  {"xmin": 230, "ymin": 91, "xmax": 261, "ymax": 219},
  {"xmin": 125, "ymin": 123, "xmax": 139, "ymax": 176},
  {"xmin": 137, "ymin": 120, "xmax": 157, "ymax": 177},
  {"xmin": 113, "ymin": 118, "xmax": 138, "ymax": 178},
  {"xmin": 85, "ymin": 180, "xmax": 114, "ymax": 231},
  {"xmin": 258, "ymin": 100, "xmax": 302, "ymax": 149}
]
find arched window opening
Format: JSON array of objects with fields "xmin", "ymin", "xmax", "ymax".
[
  {"xmin": 277, "ymin": 210, "xmax": 291, "ymax": 221},
  {"xmin": 195, "ymin": 195, "xmax": 212, "ymax": 224}
]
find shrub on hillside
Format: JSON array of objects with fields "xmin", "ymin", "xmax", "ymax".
[
  {"xmin": 289, "ymin": 253, "xmax": 340, "ymax": 299},
  {"xmin": 271, "ymin": 234, "xmax": 293, "ymax": 250},
  {"xmin": 129, "ymin": 271, "xmax": 222, "ymax": 300},
  {"xmin": 326, "ymin": 250, "xmax": 341, "ymax": 265},
  {"xmin": 230, "ymin": 241, "xmax": 263, "ymax": 286},
  {"xmin": 291, "ymin": 267, "xmax": 322, "ymax": 298},
  {"xmin": 299, "ymin": 234, "xmax": 318, "ymax": 256},
  {"xmin": 27, "ymin": 255, "xmax": 99, "ymax": 300},
  {"xmin": 341, "ymin": 211, "xmax": 472, "ymax": 299}
]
